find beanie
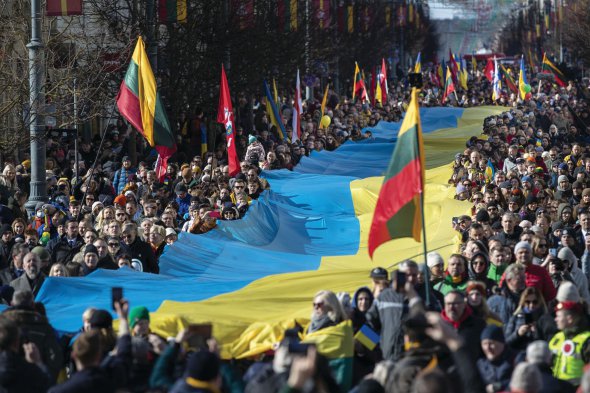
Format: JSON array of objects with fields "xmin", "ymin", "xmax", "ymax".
[
  {"xmin": 0, "ymin": 224, "xmax": 12, "ymax": 237},
  {"xmin": 84, "ymin": 245, "xmax": 99, "ymax": 257},
  {"xmin": 509, "ymin": 363, "xmax": 541, "ymax": 393},
  {"xmin": 480, "ymin": 324, "xmax": 505, "ymax": 343},
  {"xmin": 114, "ymin": 194, "xmax": 127, "ymax": 207},
  {"xmin": 558, "ymin": 175, "xmax": 569, "ymax": 184},
  {"xmin": 466, "ymin": 281, "xmax": 487, "ymax": 297},
  {"xmin": 475, "ymin": 209, "xmax": 490, "ymax": 223},
  {"xmin": 128, "ymin": 306, "xmax": 150, "ymax": 329},
  {"xmin": 426, "ymin": 252, "xmax": 444, "ymax": 268},
  {"xmin": 248, "ymin": 135, "xmax": 257, "ymax": 145},
  {"xmin": 514, "ymin": 241, "xmax": 532, "ymax": 254},
  {"xmin": 186, "ymin": 350, "xmax": 220, "ymax": 381},
  {"xmin": 556, "ymin": 281, "xmax": 580, "ymax": 303}
]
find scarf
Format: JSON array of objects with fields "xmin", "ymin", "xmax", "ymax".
[
  {"xmin": 308, "ymin": 314, "xmax": 333, "ymax": 333},
  {"xmin": 441, "ymin": 305, "xmax": 473, "ymax": 329},
  {"xmin": 185, "ymin": 377, "xmax": 221, "ymax": 393}
]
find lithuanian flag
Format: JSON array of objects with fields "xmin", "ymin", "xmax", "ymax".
[
  {"xmin": 542, "ymin": 53, "xmax": 566, "ymax": 87},
  {"xmin": 500, "ymin": 65, "xmax": 518, "ymax": 94},
  {"xmin": 368, "ymin": 88, "xmax": 425, "ymax": 258},
  {"xmin": 116, "ymin": 36, "xmax": 177, "ymax": 161},
  {"xmin": 158, "ymin": 0, "xmax": 187, "ymax": 23}
]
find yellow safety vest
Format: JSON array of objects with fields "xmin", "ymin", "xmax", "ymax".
[{"xmin": 549, "ymin": 330, "xmax": 590, "ymax": 385}]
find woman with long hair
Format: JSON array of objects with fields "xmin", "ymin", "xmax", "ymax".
[
  {"xmin": 504, "ymin": 287, "xmax": 547, "ymax": 351},
  {"xmin": 0, "ymin": 164, "xmax": 18, "ymax": 192},
  {"xmin": 308, "ymin": 290, "xmax": 348, "ymax": 333},
  {"xmin": 466, "ymin": 281, "xmax": 502, "ymax": 326}
]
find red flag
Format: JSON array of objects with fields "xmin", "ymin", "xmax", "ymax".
[
  {"xmin": 380, "ymin": 58, "xmax": 388, "ymax": 104},
  {"xmin": 217, "ymin": 66, "xmax": 240, "ymax": 177},
  {"xmin": 154, "ymin": 154, "xmax": 167, "ymax": 182},
  {"xmin": 484, "ymin": 59, "xmax": 494, "ymax": 82},
  {"xmin": 314, "ymin": 0, "xmax": 331, "ymax": 29},
  {"xmin": 46, "ymin": 0, "xmax": 82, "ymax": 16}
]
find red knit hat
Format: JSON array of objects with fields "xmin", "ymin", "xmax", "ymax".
[{"xmin": 114, "ymin": 194, "xmax": 127, "ymax": 207}]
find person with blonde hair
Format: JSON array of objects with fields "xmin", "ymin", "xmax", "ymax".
[
  {"xmin": 49, "ymin": 263, "xmax": 69, "ymax": 277},
  {"xmin": 308, "ymin": 290, "xmax": 348, "ymax": 333},
  {"xmin": 0, "ymin": 164, "xmax": 18, "ymax": 192}
]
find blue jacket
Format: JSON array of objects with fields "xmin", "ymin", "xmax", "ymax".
[
  {"xmin": 487, "ymin": 288, "xmax": 522, "ymax": 324},
  {"xmin": 113, "ymin": 167, "xmax": 136, "ymax": 195},
  {"xmin": 176, "ymin": 194, "xmax": 192, "ymax": 217},
  {"xmin": 476, "ymin": 348, "xmax": 517, "ymax": 391}
]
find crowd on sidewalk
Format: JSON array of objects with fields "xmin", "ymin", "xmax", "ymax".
[{"xmin": 0, "ymin": 58, "xmax": 590, "ymax": 393}]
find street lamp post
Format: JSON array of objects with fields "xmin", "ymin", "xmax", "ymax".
[{"xmin": 24, "ymin": 0, "xmax": 48, "ymax": 217}]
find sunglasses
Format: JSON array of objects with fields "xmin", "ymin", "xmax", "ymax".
[
  {"xmin": 313, "ymin": 302, "xmax": 324, "ymax": 309},
  {"xmin": 108, "ymin": 243, "xmax": 120, "ymax": 247}
]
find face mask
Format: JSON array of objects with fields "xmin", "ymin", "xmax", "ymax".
[{"xmin": 36, "ymin": 211, "xmax": 43, "ymax": 218}]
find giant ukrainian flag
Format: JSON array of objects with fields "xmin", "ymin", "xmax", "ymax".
[
  {"xmin": 36, "ymin": 104, "xmax": 505, "ymax": 359},
  {"xmin": 116, "ymin": 36, "xmax": 177, "ymax": 160}
]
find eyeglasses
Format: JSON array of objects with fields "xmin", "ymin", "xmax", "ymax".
[
  {"xmin": 108, "ymin": 243, "xmax": 120, "ymax": 247},
  {"xmin": 537, "ymin": 244, "xmax": 547, "ymax": 248},
  {"xmin": 116, "ymin": 213, "xmax": 126, "ymax": 217},
  {"xmin": 524, "ymin": 300, "xmax": 538, "ymax": 305},
  {"xmin": 313, "ymin": 302, "xmax": 324, "ymax": 309}
]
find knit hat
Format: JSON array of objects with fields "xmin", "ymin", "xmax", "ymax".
[
  {"xmin": 558, "ymin": 175, "xmax": 569, "ymax": 183},
  {"xmin": 466, "ymin": 281, "xmax": 487, "ymax": 297},
  {"xmin": 426, "ymin": 252, "xmax": 444, "ymax": 268},
  {"xmin": 475, "ymin": 209, "xmax": 490, "ymax": 223},
  {"xmin": 91, "ymin": 201, "xmax": 104, "ymax": 212},
  {"xmin": 31, "ymin": 246, "xmax": 50, "ymax": 261},
  {"xmin": 89, "ymin": 309, "xmax": 113, "ymax": 329},
  {"xmin": 514, "ymin": 241, "xmax": 532, "ymax": 254},
  {"xmin": 480, "ymin": 324, "xmax": 505, "ymax": 343},
  {"xmin": 0, "ymin": 224, "xmax": 12, "ymax": 237},
  {"xmin": 524, "ymin": 194, "xmax": 537, "ymax": 205},
  {"xmin": 521, "ymin": 175, "xmax": 533, "ymax": 184},
  {"xmin": 84, "ymin": 245, "xmax": 99, "ymax": 257},
  {"xmin": 556, "ymin": 281, "xmax": 580, "ymax": 303},
  {"xmin": 186, "ymin": 350, "xmax": 220, "ymax": 381},
  {"xmin": 175, "ymin": 183, "xmax": 188, "ymax": 194},
  {"xmin": 370, "ymin": 267, "xmax": 388, "ymax": 280},
  {"xmin": 165, "ymin": 228, "xmax": 177, "ymax": 237},
  {"xmin": 114, "ymin": 194, "xmax": 127, "ymax": 207},
  {"xmin": 248, "ymin": 135, "xmax": 257, "ymax": 145},
  {"xmin": 128, "ymin": 306, "xmax": 150, "ymax": 329},
  {"xmin": 526, "ymin": 340, "xmax": 552, "ymax": 365}
]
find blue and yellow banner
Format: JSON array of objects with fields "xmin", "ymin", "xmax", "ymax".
[
  {"xmin": 264, "ymin": 80, "xmax": 286, "ymax": 140},
  {"xmin": 36, "ymin": 106, "xmax": 505, "ymax": 360}
]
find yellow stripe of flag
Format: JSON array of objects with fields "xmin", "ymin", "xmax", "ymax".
[{"xmin": 132, "ymin": 37, "xmax": 157, "ymax": 146}]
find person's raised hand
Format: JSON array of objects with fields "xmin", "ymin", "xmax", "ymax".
[
  {"xmin": 424, "ymin": 312, "xmax": 463, "ymax": 351},
  {"xmin": 287, "ymin": 346, "xmax": 317, "ymax": 389},
  {"xmin": 23, "ymin": 342, "xmax": 43, "ymax": 366}
]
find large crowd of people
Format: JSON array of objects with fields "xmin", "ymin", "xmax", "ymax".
[{"xmin": 0, "ymin": 57, "xmax": 590, "ymax": 393}]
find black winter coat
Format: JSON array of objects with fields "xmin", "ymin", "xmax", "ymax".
[{"xmin": 0, "ymin": 350, "xmax": 51, "ymax": 393}]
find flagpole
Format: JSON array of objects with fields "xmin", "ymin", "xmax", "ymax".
[{"xmin": 415, "ymin": 89, "xmax": 431, "ymax": 308}]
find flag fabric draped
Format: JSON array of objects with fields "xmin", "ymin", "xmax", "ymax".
[
  {"xmin": 158, "ymin": 0, "xmax": 187, "ymax": 23},
  {"xmin": 292, "ymin": 70, "xmax": 302, "ymax": 143},
  {"xmin": 518, "ymin": 56, "xmax": 529, "ymax": 100},
  {"xmin": 542, "ymin": 53, "xmax": 566, "ymax": 87},
  {"xmin": 277, "ymin": 0, "xmax": 298, "ymax": 32},
  {"xmin": 414, "ymin": 52, "xmax": 422, "ymax": 73},
  {"xmin": 484, "ymin": 59, "xmax": 494, "ymax": 82},
  {"xmin": 501, "ymin": 65, "xmax": 518, "ymax": 94},
  {"xmin": 471, "ymin": 54, "xmax": 477, "ymax": 74},
  {"xmin": 200, "ymin": 123, "xmax": 208, "ymax": 155},
  {"xmin": 116, "ymin": 36, "xmax": 177, "ymax": 167},
  {"xmin": 442, "ymin": 66, "xmax": 455, "ymax": 103},
  {"xmin": 264, "ymin": 80, "xmax": 287, "ymax": 140},
  {"xmin": 302, "ymin": 320, "xmax": 354, "ymax": 392},
  {"xmin": 459, "ymin": 59, "xmax": 468, "ymax": 90},
  {"xmin": 46, "ymin": 0, "xmax": 82, "ymax": 16},
  {"xmin": 353, "ymin": 62, "xmax": 368, "ymax": 102},
  {"xmin": 492, "ymin": 58, "xmax": 501, "ymax": 101},
  {"xmin": 368, "ymin": 88, "xmax": 425, "ymax": 258},
  {"xmin": 217, "ymin": 66, "xmax": 240, "ymax": 177},
  {"xmin": 485, "ymin": 159, "xmax": 495, "ymax": 183}
]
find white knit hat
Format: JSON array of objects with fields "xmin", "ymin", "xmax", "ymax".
[
  {"xmin": 426, "ymin": 252, "xmax": 444, "ymax": 268},
  {"xmin": 557, "ymin": 247, "xmax": 577, "ymax": 268},
  {"xmin": 556, "ymin": 281, "xmax": 580, "ymax": 303}
]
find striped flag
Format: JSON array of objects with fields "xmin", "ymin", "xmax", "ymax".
[
  {"xmin": 158, "ymin": 0, "xmax": 187, "ymax": 23},
  {"xmin": 264, "ymin": 80, "xmax": 287, "ymax": 140},
  {"xmin": 414, "ymin": 52, "xmax": 422, "ymax": 73},
  {"xmin": 485, "ymin": 159, "xmax": 495, "ymax": 183},
  {"xmin": 380, "ymin": 58, "xmax": 388, "ymax": 104},
  {"xmin": 442, "ymin": 66, "xmax": 455, "ymax": 103},
  {"xmin": 542, "ymin": 53, "xmax": 566, "ymax": 87},
  {"xmin": 217, "ymin": 66, "xmax": 240, "ymax": 177},
  {"xmin": 518, "ymin": 56, "xmax": 529, "ymax": 100},
  {"xmin": 277, "ymin": 0, "xmax": 298, "ymax": 32},
  {"xmin": 368, "ymin": 88, "xmax": 425, "ymax": 258},
  {"xmin": 353, "ymin": 62, "xmax": 368, "ymax": 102},
  {"xmin": 500, "ymin": 65, "xmax": 518, "ymax": 94},
  {"xmin": 292, "ymin": 69, "xmax": 302, "ymax": 142},
  {"xmin": 355, "ymin": 324, "xmax": 380, "ymax": 350},
  {"xmin": 116, "ymin": 37, "xmax": 177, "ymax": 168}
]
